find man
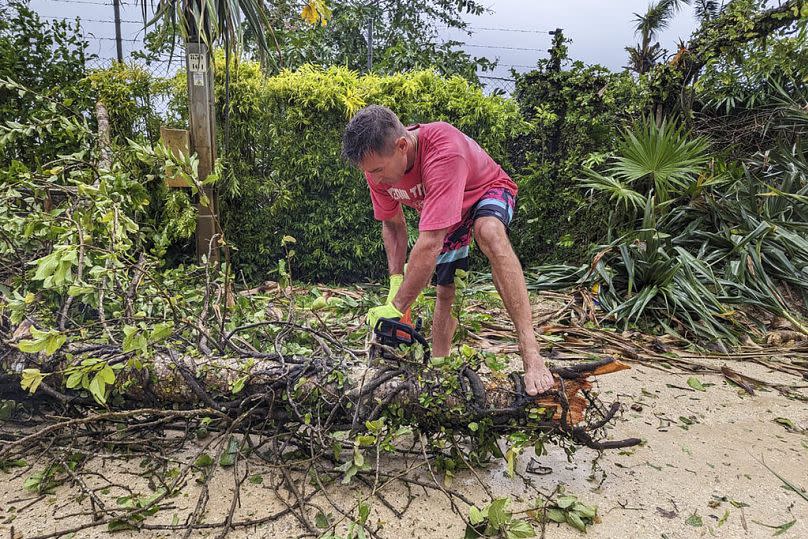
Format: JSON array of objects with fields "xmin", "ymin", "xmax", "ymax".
[{"xmin": 341, "ymin": 105, "xmax": 554, "ymax": 396}]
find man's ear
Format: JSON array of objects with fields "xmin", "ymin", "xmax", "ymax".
[{"xmin": 396, "ymin": 136, "xmax": 408, "ymax": 153}]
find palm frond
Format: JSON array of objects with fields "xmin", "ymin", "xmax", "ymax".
[
  {"xmin": 610, "ymin": 117, "xmax": 710, "ymax": 203},
  {"xmin": 579, "ymin": 168, "xmax": 647, "ymax": 212}
]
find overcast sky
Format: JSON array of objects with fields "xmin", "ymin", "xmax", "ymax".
[{"xmin": 28, "ymin": 0, "xmax": 699, "ymax": 78}]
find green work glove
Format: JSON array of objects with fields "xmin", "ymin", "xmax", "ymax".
[
  {"xmin": 367, "ymin": 303, "xmax": 404, "ymax": 330},
  {"xmin": 387, "ymin": 273, "xmax": 404, "ymax": 304}
]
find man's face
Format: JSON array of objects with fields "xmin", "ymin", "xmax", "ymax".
[{"xmin": 359, "ymin": 136, "xmax": 408, "ymax": 186}]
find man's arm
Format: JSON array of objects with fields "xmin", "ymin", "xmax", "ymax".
[
  {"xmin": 391, "ymin": 228, "xmax": 447, "ymax": 313},
  {"xmin": 381, "ymin": 207, "xmax": 408, "ymax": 276}
]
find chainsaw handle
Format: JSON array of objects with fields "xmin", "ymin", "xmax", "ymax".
[{"xmin": 373, "ymin": 317, "xmax": 430, "ymax": 363}]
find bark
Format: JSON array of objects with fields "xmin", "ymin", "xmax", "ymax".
[{"xmin": 1, "ymin": 344, "xmax": 640, "ymax": 451}]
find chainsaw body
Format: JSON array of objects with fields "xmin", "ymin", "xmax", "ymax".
[{"xmin": 371, "ymin": 310, "xmax": 430, "ymax": 364}]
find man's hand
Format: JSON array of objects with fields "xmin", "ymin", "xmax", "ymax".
[
  {"xmin": 523, "ymin": 356, "xmax": 554, "ymax": 396},
  {"xmin": 367, "ymin": 303, "xmax": 403, "ymax": 330}
]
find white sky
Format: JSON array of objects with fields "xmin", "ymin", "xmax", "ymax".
[
  {"xmin": 444, "ymin": 1, "xmax": 698, "ymax": 78},
  {"xmin": 27, "ymin": 0, "xmax": 699, "ymax": 77}
]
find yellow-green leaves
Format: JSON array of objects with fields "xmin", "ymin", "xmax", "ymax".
[
  {"xmin": 301, "ymin": 0, "xmax": 332, "ymax": 26},
  {"xmin": 64, "ymin": 357, "xmax": 123, "ymax": 405},
  {"xmin": 20, "ymin": 368, "xmax": 48, "ymax": 395},
  {"xmin": 466, "ymin": 498, "xmax": 536, "ymax": 539},
  {"xmin": 17, "ymin": 327, "xmax": 66, "ymax": 356},
  {"xmin": 123, "ymin": 325, "xmax": 148, "ymax": 355},
  {"xmin": 32, "ymin": 246, "xmax": 77, "ymax": 289},
  {"xmin": 537, "ymin": 491, "xmax": 599, "ymax": 533}
]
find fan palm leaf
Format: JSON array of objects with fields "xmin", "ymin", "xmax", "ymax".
[{"xmin": 610, "ymin": 117, "xmax": 711, "ymax": 203}]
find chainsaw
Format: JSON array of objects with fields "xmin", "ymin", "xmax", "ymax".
[{"xmin": 370, "ymin": 307, "xmax": 430, "ymax": 364}]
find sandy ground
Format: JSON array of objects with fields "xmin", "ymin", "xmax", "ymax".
[{"xmin": 2, "ymin": 355, "xmax": 807, "ymax": 539}]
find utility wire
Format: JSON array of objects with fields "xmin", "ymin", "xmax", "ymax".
[
  {"xmin": 35, "ymin": 0, "xmax": 116, "ymax": 5},
  {"xmin": 462, "ymin": 43, "xmax": 547, "ymax": 52},
  {"xmin": 468, "ymin": 26, "xmax": 551, "ymax": 34},
  {"xmin": 40, "ymin": 15, "xmax": 143, "ymax": 24}
]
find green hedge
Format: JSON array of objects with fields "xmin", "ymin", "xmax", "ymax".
[
  {"xmin": 188, "ymin": 62, "xmax": 530, "ymax": 282},
  {"xmin": 510, "ymin": 60, "xmax": 645, "ymax": 265}
]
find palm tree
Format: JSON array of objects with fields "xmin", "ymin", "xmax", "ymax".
[
  {"xmin": 625, "ymin": 0, "xmax": 690, "ymax": 74},
  {"xmin": 134, "ymin": 0, "xmax": 330, "ymax": 258},
  {"xmin": 692, "ymin": 0, "xmax": 722, "ymax": 22}
]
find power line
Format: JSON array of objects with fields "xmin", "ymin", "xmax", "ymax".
[
  {"xmin": 40, "ymin": 15, "xmax": 143, "ymax": 24},
  {"xmin": 94, "ymin": 36, "xmax": 144, "ymax": 42},
  {"xmin": 36, "ymin": 0, "xmax": 116, "ymax": 5},
  {"xmin": 462, "ymin": 43, "xmax": 547, "ymax": 52},
  {"xmin": 468, "ymin": 26, "xmax": 551, "ymax": 34}
]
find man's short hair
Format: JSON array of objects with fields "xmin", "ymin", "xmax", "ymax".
[{"xmin": 341, "ymin": 105, "xmax": 407, "ymax": 166}]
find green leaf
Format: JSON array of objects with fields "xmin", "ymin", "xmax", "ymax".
[
  {"xmin": 219, "ymin": 437, "xmax": 239, "ymax": 467},
  {"xmin": 88, "ymin": 375, "xmax": 107, "ymax": 404},
  {"xmin": 556, "ymin": 495, "xmax": 577, "ymax": 509},
  {"xmin": 20, "ymin": 369, "xmax": 47, "ymax": 395},
  {"xmin": 566, "ymin": 511, "xmax": 587, "ymax": 532},
  {"xmin": 506, "ymin": 519, "xmax": 536, "ymax": 539},
  {"xmin": 572, "ymin": 502, "xmax": 597, "ymax": 519},
  {"xmin": 194, "ymin": 453, "xmax": 213, "ymax": 467},
  {"xmin": 122, "ymin": 326, "xmax": 148, "ymax": 354},
  {"xmin": 0, "ymin": 458, "xmax": 27, "ymax": 472},
  {"xmin": 149, "ymin": 322, "xmax": 174, "ymax": 342},
  {"xmin": 686, "ymin": 512, "xmax": 703, "ymax": 527},
  {"xmin": 315, "ymin": 510, "xmax": 330, "ymax": 528},
  {"xmin": 773, "ymin": 417, "xmax": 799, "ymax": 432},
  {"xmin": 469, "ymin": 506, "xmax": 485, "ymax": 526},
  {"xmin": 687, "ymin": 377, "xmax": 706, "ymax": 392},
  {"xmin": 108, "ymin": 519, "xmax": 136, "ymax": 532},
  {"xmin": 356, "ymin": 435, "xmax": 376, "ymax": 447},
  {"xmin": 248, "ymin": 474, "xmax": 263, "ymax": 484},
  {"xmin": 357, "ymin": 501, "xmax": 370, "ymax": 524},
  {"xmin": 353, "ymin": 447, "xmax": 364, "ymax": 467},
  {"xmin": 487, "ymin": 498, "xmax": 510, "ymax": 530},
  {"xmin": 773, "ymin": 519, "xmax": 796, "ymax": 536},
  {"xmin": 231, "ymin": 375, "xmax": 248, "ymax": 395},
  {"xmin": 505, "ymin": 448, "xmax": 516, "ymax": 478},
  {"xmin": 97, "ymin": 365, "xmax": 116, "ymax": 385},
  {"xmin": 18, "ymin": 328, "xmax": 66, "ymax": 356},
  {"xmin": 545, "ymin": 508, "xmax": 567, "ymax": 523},
  {"xmin": 65, "ymin": 370, "xmax": 83, "ymax": 389}
]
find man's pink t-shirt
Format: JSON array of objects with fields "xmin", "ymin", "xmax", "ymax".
[{"xmin": 366, "ymin": 122, "xmax": 518, "ymax": 232}]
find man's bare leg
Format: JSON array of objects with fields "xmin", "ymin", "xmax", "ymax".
[
  {"xmin": 432, "ymin": 283, "xmax": 458, "ymax": 357},
  {"xmin": 473, "ymin": 217, "xmax": 554, "ymax": 395}
]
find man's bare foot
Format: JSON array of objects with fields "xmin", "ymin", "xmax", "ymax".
[{"xmin": 523, "ymin": 354, "xmax": 554, "ymax": 396}]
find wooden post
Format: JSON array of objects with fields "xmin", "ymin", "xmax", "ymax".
[
  {"xmin": 185, "ymin": 41, "xmax": 221, "ymax": 262},
  {"xmin": 159, "ymin": 126, "xmax": 192, "ymax": 188}
]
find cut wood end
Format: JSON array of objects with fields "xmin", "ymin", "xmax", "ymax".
[{"xmin": 591, "ymin": 359, "xmax": 631, "ymax": 376}]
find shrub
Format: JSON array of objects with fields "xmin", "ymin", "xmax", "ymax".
[{"xmin": 172, "ymin": 62, "xmax": 529, "ymax": 282}]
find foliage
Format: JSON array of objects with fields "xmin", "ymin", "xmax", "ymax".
[
  {"xmin": 536, "ymin": 490, "xmax": 599, "ymax": 533},
  {"xmin": 86, "ymin": 62, "xmax": 169, "ymax": 144},
  {"xmin": 139, "ymin": 0, "xmax": 331, "ymax": 54},
  {"xmin": 641, "ymin": 0, "xmax": 806, "ymax": 119},
  {"xmin": 0, "ymin": 0, "xmax": 93, "ymax": 166},
  {"xmin": 170, "ymin": 62, "xmax": 528, "ymax": 282},
  {"xmin": 511, "ymin": 34, "xmax": 645, "ymax": 265},
  {"xmin": 625, "ymin": 0, "xmax": 690, "ymax": 74},
  {"xmin": 549, "ymin": 115, "xmax": 808, "ymax": 344},
  {"xmin": 465, "ymin": 498, "xmax": 535, "ymax": 539},
  {"xmin": 692, "ymin": 19, "xmax": 808, "ymax": 157},
  {"xmin": 695, "ymin": 21, "xmax": 807, "ymax": 113},
  {"xmin": 245, "ymin": 0, "xmax": 494, "ymax": 81}
]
